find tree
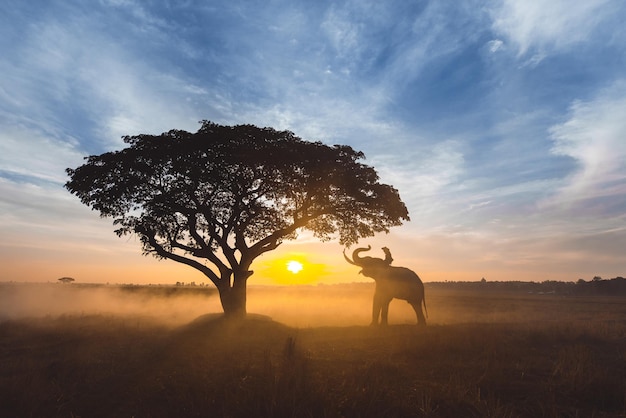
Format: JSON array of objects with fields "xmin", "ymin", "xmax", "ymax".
[{"xmin": 65, "ymin": 121, "xmax": 409, "ymax": 317}]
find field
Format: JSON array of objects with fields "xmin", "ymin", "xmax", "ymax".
[{"xmin": 1, "ymin": 283, "xmax": 625, "ymax": 417}]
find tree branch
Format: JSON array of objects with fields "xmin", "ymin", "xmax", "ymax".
[
  {"xmin": 248, "ymin": 212, "xmax": 318, "ymax": 258},
  {"xmin": 185, "ymin": 213, "xmax": 232, "ymax": 275},
  {"xmin": 140, "ymin": 227, "xmax": 222, "ymax": 285}
]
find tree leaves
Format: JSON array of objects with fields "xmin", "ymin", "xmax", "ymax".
[{"xmin": 65, "ymin": 121, "xmax": 409, "ymax": 286}]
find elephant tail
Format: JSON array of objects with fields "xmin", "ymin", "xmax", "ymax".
[{"xmin": 422, "ymin": 293, "xmax": 428, "ymax": 319}]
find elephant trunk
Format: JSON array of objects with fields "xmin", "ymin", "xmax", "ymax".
[
  {"xmin": 350, "ymin": 245, "xmax": 372, "ymax": 266},
  {"xmin": 343, "ymin": 249, "xmax": 357, "ymax": 265}
]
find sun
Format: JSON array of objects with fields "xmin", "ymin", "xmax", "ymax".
[{"xmin": 286, "ymin": 260, "xmax": 304, "ymax": 274}]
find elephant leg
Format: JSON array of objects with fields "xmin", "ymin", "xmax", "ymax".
[
  {"xmin": 371, "ymin": 293, "xmax": 382, "ymax": 325},
  {"xmin": 380, "ymin": 299, "xmax": 391, "ymax": 325},
  {"xmin": 410, "ymin": 301, "xmax": 426, "ymax": 326}
]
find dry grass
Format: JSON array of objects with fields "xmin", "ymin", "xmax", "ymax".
[{"xmin": 0, "ymin": 284, "xmax": 625, "ymax": 417}]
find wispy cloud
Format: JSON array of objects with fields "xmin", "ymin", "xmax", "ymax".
[
  {"xmin": 1, "ymin": 4, "xmax": 210, "ymax": 154},
  {"xmin": 0, "ymin": 177, "xmax": 115, "ymax": 251},
  {"xmin": 547, "ymin": 81, "xmax": 626, "ymax": 212},
  {"xmin": 2, "ymin": 0, "xmax": 626, "ymax": 283},
  {"xmin": 490, "ymin": 0, "xmax": 616, "ymax": 56},
  {"xmin": 0, "ymin": 125, "xmax": 83, "ymax": 184}
]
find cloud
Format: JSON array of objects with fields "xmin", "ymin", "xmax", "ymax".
[
  {"xmin": 0, "ymin": 124, "xmax": 83, "ymax": 184},
  {"xmin": 379, "ymin": 2, "xmax": 486, "ymax": 88},
  {"xmin": 321, "ymin": 6, "xmax": 361, "ymax": 58},
  {"xmin": 368, "ymin": 138, "xmax": 467, "ymax": 233},
  {"xmin": 2, "ymin": 0, "xmax": 626, "ymax": 284},
  {"xmin": 0, "ymin": 177, "xmax": 118, "ymax": 248},
  {"xmin": 0, "ymin": 3, "xmax": 214, "ymax": 263},
  {"xmin": 490, "ymin": 0, "xmax": 615, "ymax": 56},
  {"xmin": 548, "ymin": 81, "xmax": 626, "ymax": 211},
  {"xmin": 487, "ymin": 39, "xmax": 504, "ymax": 53},
  {"xmin": 1, "ymin": 5, "xmax": 210, "ymax": 152}
]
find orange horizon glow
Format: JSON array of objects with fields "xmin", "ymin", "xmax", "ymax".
[
  {"xmin": 0, "ymin": 231, "xmax": 601, "ymax": 286},
  {"xmin": 257, "ymin": 253, "xmax": 332, "ymax": 285}
]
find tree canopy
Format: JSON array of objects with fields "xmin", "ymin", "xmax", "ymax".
[{"xmin": 65, "ymin": 121, "xmax": 409, "ymax": 315}]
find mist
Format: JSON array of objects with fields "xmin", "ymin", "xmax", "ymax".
[
  {"xmin": 5, "ymin": 282, "xmax": 608, "ymax": 328},
  {"xmin": 1, "ymin": 282, "xmax": 414, "ymax": 328},
  {"xmin": 0, "ymin": 283, "xmax": 214, "ymax": 325}
]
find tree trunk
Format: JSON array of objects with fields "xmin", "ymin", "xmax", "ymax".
[{"xmin": 217, "ymin": 272, "xmax": 250, "ymax": 318}]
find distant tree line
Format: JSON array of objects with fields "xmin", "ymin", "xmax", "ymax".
[
  {"xmin": 574, "ymin": 276, "xmax": 626, "ymax": 295},
  {"xmin": 429, "ymin": 277, "xmax": 626, "ymax": 296}
]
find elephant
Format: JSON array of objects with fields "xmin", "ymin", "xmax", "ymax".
[{"xmin": 344, "ymin": 246, "xmax": 427, "ymax": 326}]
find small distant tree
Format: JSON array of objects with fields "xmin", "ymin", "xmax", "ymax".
[
  {"xmin": 58, "ymin": 277, "xmax": 75, "ymax": 284},
  {"xmin": 65, "ymin": 121, "xmax": 409, "ymax": 317}
]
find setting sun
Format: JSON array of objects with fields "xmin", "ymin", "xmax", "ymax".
[
  {"xmin": 257, "ymin": 252, "xmax": 330, "ymax": 285},
  {"xmin": 286, "ymin": 260, "xmax": 304, "ymax": 274}
]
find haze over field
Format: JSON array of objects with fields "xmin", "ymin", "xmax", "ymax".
[
  {"xmin": 1, "ymin": 1, "xmax": 626, "ymax": 285},
  {"xmin": 3, "ymin": 283, "xmax": 625, "ymax": 417},
  {"xmin": 0, "ymin": 283, "xmax": 386, "ymax": 327}
]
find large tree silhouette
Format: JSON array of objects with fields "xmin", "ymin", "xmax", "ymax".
[{"xmin": 65, "ymin": 121, "xmax": 409, "ymax": 316}]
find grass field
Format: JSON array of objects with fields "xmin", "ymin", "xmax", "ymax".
[{"xmin": 1, "ymin": 283, "xmax": 625, "ymax": 417}]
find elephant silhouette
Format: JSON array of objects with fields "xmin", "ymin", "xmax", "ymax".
[{"xmin": 344, "ymin": 246, "xmax": 427, "ymax": 326}]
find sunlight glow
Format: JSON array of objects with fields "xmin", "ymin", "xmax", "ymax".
[
  {"xmin": 257, "ymin": 253, "xmax": 330, "ymax": 285},
  {"xmin": 286, "ymin": 260, "xmax": 304, "ymax": 274}
]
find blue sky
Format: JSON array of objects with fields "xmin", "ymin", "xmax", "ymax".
[{"xmin": 1, "ymin": 0, "xmax": 625, "ymax": 284}]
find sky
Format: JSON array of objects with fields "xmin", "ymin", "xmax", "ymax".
[{"xmin": 1, "ymin": 0, "xmax": 626, "ymax": 285}]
